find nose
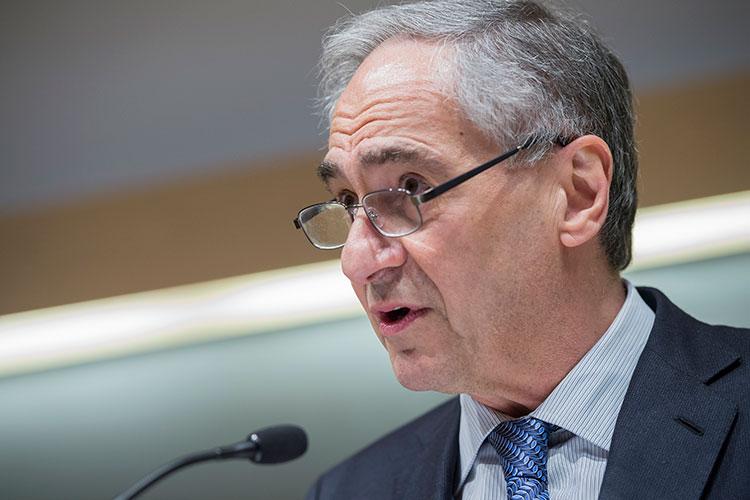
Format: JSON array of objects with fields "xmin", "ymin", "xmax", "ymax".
[{"xmin": 341, "ymin": 209, "xmax": 407, "ymax": 287}]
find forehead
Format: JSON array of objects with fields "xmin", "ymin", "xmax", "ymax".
[
  {"xmin": 336, "ymin": 38, "xmax": 449, "ymax": 112},
  {"xmin": 323, "ymin": 39, "xmax": 494, "ymax": 186}
]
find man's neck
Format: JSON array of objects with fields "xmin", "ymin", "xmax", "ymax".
[{"xmin": 472, "ymin": 272, "xmax": 627, "ymax": 418}]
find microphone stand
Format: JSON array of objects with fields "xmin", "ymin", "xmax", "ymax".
[
  {"xmin": 114, "ymin": 425, "xmax": 307, "ymax": 500},
  {"xmin": 114, "ymin": 440, "xmax": 259, "ymax": 500}
]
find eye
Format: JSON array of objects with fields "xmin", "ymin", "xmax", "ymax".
[
  {"xmin": 401, "ymin": 175, "xmax": 430, "ymax": 195},
  {"xmin": 336, "ymin": 190, "xmax": 358, "ymax": 206}
]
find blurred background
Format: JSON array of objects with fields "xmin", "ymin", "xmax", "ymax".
[{"xmin": 0, "ymin": 0, "xmax": 748, "ymax": 499}]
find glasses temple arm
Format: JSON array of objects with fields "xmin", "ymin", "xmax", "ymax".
[{"xmin": 414, "ymin": 136, "xmax": 537, "ymax": 204}]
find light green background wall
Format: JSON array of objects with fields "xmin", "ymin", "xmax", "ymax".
[{"xmin": 1, "ymin": 253, "xmax": 748, "ymax": 500}]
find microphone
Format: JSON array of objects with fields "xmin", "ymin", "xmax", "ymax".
[{"xmin": 113, "ymin": 424, "xmax": 307, "ymax": 500}]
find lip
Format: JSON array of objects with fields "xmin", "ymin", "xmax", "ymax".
[{"xmin": 371, "ymin": 303, "xmax": 429, "ymax": 337}]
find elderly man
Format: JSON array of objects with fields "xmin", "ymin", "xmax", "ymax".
[{"xmin": 294, "ymin": 1, "xmax": 749, "ymax": 498}]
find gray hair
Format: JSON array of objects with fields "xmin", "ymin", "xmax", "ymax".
[{"xmin": 318, "ymin": 0, "xmax": 637, "ymax": 271}]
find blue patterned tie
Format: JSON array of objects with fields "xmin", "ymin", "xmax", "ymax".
[{"xmin": 487, "ymin": 417, "xmax": 552, "ymax": 500}]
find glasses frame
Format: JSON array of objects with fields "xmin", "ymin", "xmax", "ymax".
[{"xmin": 293, "ymin": 136, "xmax": 566, "ymax": 249}]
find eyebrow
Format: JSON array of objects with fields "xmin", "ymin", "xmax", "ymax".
[
  {"xmin": 359, "ymin": 147, "xmax": 422, "ymax": 166},
  {"xmin": 317, "ymin": 146, "xmax": 440, "ymax": 187},
  {"xmin": 317, "ymin": 160, "xmax": 339, "ymax": 185}
]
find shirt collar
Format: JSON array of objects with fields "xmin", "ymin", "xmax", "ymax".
[
  {"xmin": 456, "ymin": 280, "xmax": 655, "ymax": 489},
  {"xmin": 457, "ymin": 392, "xmax": 509, "ymax": 489}
]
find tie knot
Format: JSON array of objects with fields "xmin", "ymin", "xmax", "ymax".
[{"xmin": 487, "ymin": 416, "xmax": 552, "ymax": 500}]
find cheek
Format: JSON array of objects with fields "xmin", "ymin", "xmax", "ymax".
[
  {"xmin": 406, "ymin": 224, "xmax": 518, "ymax": 337},
  {"xmin": 406, "ymin": 241, "xmax": 485, "ymax": 337},
  {"xmin": 407, "ymin": 204, "xmax": 475, "ymax": 260},
  {"xmin": 401, "ymin": 232, "xmax": 457, "ymax": 298}
]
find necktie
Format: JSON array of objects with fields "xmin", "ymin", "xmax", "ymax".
[{"xmin": 487, "ymin": 416, "xmax": 552, "ymax": 500}]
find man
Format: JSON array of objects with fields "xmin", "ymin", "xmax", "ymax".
[{"xmin": 294, "ymin": 1, "xmax": 750, "ymax": 498}]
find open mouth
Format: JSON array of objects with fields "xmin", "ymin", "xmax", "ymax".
[
  {"xmin": 376, "ymin": 307, "xmax": 427, "ymax": 336},
  {"xmin": 381, "ymin": 307, "xmax": 412, "ymax": 324}
]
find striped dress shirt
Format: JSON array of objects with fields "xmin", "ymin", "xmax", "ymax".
[{"xmin": 456, "ymin": 280, "xmax": 656, "ymax": 499}]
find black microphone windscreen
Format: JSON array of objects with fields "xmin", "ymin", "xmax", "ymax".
[{"xmin": 248, "ymin": 425, "xmax": 308, "ymax": 464}]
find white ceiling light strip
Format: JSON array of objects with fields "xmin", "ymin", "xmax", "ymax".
[
  {"xmin": 630, "ymin": 190, "xmax": 750, "ymax": 269},
  {"xmin": 0, "ymin": 261, "xmax": 361, "ymax": 377},
  {"xmin": 0, "ymin": 190, "xmax": 749, "ymax": 378}
]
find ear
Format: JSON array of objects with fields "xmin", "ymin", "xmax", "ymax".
[{"xmin": 556, "ymin": 135, "xmax": 612, "ymax": 248}]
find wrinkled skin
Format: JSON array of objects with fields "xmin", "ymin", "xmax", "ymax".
[{"xmin": 322, "ymin": 38, "xmax": 621, "ymax": 416}]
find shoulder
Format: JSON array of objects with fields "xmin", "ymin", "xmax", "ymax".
[
  {"xmin": 637, "ymin": 286, "xmax": 750, "ymax": 349},
  {"xmin": 305, "ymin": 397, "xmax": 460, "ymax": 500},
  {"xmin": 630, "ymin": 287, "xmax": 750, "ymax": 496},
  {"xmin": 637, "ymin": 286, "xmax": 750, "ymax": 395}
]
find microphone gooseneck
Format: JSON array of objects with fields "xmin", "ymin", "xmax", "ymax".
[{"xmin": 113, "ymin": 424, "xmax": 308, "ymax": 500}]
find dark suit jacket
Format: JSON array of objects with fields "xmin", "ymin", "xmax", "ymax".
[{"xmin": 305, "ymin": 288, "xmax": 750, "ymax": 499}]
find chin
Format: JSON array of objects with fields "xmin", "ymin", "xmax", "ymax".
[{"xmin": 390, "ymin": 352, "xmax": 459, "ymax": 394}]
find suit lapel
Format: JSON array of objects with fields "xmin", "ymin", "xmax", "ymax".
[
  {"xmin": 396, "ymin": 397, "xmax": 460, "ymax": 500},
  {"xmin": 599, "ymin": 288, "xmax": 740, "ymax": 499}
]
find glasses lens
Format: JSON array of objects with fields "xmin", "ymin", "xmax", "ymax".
[
  {"xmin": 298, "ymin": 203, "xmax": 351, "ymax": 249},
  {"xmin": 363, "ymin": 189, "xmax": 421, "ymax": 237}
]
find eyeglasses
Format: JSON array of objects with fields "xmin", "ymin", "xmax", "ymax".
[{"xmin": 293, "ymin": 136, "xmax": 542, "ymax": 250}]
